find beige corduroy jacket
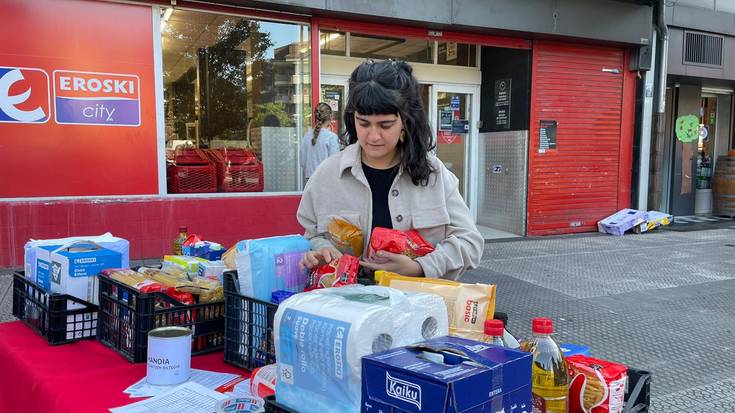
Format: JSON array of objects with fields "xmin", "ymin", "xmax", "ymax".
[{"xmin": 297, "ymin": 143, "xmax": 484, "ymax": 280}]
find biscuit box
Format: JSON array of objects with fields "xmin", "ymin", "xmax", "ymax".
[
  {"xmin": 362, "ymin": 336, "xmax": 532, "ymax": 413},
  {"xmin": 36, "ymin": 242, "xmax": 122, "ymax": 308}
]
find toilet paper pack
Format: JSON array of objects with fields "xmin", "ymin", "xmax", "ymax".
[{"xmin": 274, "ymin": 286, "xmax": 448, "ymax": 413}]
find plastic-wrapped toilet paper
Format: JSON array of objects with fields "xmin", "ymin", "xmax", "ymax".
[
  {"xmin": 403, "ymin": 291, "xmax": 450, "ymax": 342},
  {"xmin": 274, "ymin": 286, "xmax": 448, "ymax": 413}
]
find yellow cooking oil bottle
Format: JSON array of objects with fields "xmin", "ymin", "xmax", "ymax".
[{"xmin": 521, "ymin": 317, "xmax": 569, "ymax": 413}]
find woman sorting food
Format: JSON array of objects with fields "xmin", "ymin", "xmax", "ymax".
[{"xmin": 297, "ymin": 59, "xmax": 483, "ymax": 280}]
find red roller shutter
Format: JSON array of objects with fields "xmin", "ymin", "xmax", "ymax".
[{"xmin": 527, "ymin": 40, "xmax": 635, "ymax": 236}]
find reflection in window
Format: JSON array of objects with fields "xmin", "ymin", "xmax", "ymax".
[
  {"xmin": 162, "ymin": 9, "xmax": 311, "ymax": 193},
  {"xmin": 437, "ymin": 42, "xmax": 477, "ymax": 67},
  {"xmin": 320, "ymin": 30, "xmax": 346, "ymax": 56},
  {"xmin": 350, "ymin": 34, "xmax": 433, "ymax": 63}
]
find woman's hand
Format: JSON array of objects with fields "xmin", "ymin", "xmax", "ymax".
[
  {"xmin": 360, "ymin": 251, "xmax": 424, "ymax": 277},
  {"xmin": 300, "ymin": 247, "xmax": 342, "ymax": 270}
]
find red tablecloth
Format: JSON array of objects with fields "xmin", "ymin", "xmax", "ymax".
[{"xmin": 0, "ymin": 321, "xmax": 248, "ymax": 413}]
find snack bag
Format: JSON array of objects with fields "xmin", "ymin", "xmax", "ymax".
[
  {"xmin": 305, "ymin": 254, "xmax": 359, "ymax": 291},
  {"xmin": 104, "ymin": 269, "xmax": 165, "ymax": 294},
  {"xmin": 376, "ymin": 271, "xmax": 496, "ymax": 341},
  {"xmin": 328, "ymin": 218, "xmax": 363, "ymax": 256},
  {"xmin": 567, "ymin": 355, "xmax": 628, "ymax": 413},
  {"xmin": 368, "ymin": 227, "xmax": 434, "ymax": 259},
  {"xmin": 222, "ymin": 244, "xmax": 238, "ymax": 270}
]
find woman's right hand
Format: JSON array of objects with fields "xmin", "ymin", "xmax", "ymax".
[{"xmin": 299, "ymin": 247, "xmax": 342, "ymax": 270}]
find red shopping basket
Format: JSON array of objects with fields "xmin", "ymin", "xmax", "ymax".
[
  {"xmin": 206, "ymin": 149, "xmax": 264, "ymax": 192},
  {"xmin": 167, "ymin": 149, "xmax": 217, "ymax": 193}
]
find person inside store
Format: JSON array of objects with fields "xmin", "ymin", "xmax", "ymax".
[
  {"xmin": 300, "ymin": 102, "xmax": 340, "ymax": 184},
  {"xmin": 297, "ymin": 59, "xmax": 483, "ymax": 280}
]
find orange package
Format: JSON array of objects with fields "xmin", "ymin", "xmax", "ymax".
[
  {"xmin": 567, "ymin": 355, "xmax": 628, "ymax": 413},
  {"xmin": 328, "ymin": 218, "xmax": 363, "ymax": 256},
  {"xmin": 368, "ymin": 227, "xmax": 434, "ymax": 259}
]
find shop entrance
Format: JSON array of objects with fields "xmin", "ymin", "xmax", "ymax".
[
  {"xmin": 320, "ymin": 75, "xmax": 349, "ymax": 138},
  {"xmin": 666, "ymin": 85, "xmax": 733, "ymax": 216},
  {"xmin": 429, "ymin": 85, "xmax": 480, "ymax": 204}
]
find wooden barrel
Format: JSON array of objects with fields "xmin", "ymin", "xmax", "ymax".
[{"xmin": 713, "ymin": 155, "xmax": 735, "ymax": 217}]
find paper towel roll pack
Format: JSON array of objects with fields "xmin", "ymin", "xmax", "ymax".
[{"xmin": 274, "ymin": 285, "xmax": 448, "ymax": 413}]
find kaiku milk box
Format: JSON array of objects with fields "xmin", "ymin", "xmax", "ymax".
[{"xmin": 362, "ymin": 336, "xmax": 532, "ymax": 413}]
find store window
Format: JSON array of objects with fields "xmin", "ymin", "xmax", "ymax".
[
  {"xmin": 161, "ymin": 8, "xmax": 311, "ymax": 193},
  {"xmin": 437, "ymin": 42, "xmax": 477, "ymax": 67},
  {"xmin": 320, "ymin": 30, "xmax": 346, "ymax": 56},
  {"xmin": 350, "ymin": 34, "xmax": 433, "ymax": 63}
]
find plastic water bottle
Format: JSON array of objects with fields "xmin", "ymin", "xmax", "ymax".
[
  {"xmin": 524, "ymin": 318, "xmax": 569, "ymax": 413},
  {"xmin": 483, "ymin": 319, "xmax": 506, "ymax": 346}
]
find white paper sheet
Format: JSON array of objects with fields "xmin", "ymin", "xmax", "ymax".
[
  {"xmin": 110, "ymin": 381, "xmax": 228, "ymax": 413},
  {"xmin": 124, "ymin": 368, "xmax": 241, "ymax": 398}
]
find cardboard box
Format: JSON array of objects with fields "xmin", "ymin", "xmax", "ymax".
[
  {"xmin": 36, "ymin": 242, "xmax": 122, "ymax": 308},
  {"xmin": 597, "ymin": 209, "xmax": 646, "ymax": 236},
  {"xmin": 634, "ymin": 211, "xmax": 673, "ymax": 234},
  {"xmin": 362, "ymin": 336, "xmax": 532, "ymax": 413}
]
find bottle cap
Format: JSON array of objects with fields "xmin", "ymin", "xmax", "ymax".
[
  {"xmin": 532, "ymin": 317, "xmax": 554, "ymax": 334},
  {"xmin": 484, "ymin": 319, "xmax": 505, "ymax": 337},
  {"xmin": 179, "ymin": 226, "xmax": 188, "ymax": 233}
]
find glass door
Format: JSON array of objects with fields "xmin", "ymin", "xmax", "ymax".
[
  {"xmin": 320, "ymin": 75, "xmax": 349, "ymax": 144},
  {"xmin": 431, "ymin": 85, "xmax": 480, "ymax": 214}
]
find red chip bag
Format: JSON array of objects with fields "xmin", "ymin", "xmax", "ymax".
[
  {"xmin": 331, "ymin": 254, "xmax": 360, "ymax": 287},
  {"xmin": 566, "ymin": 355, "xmax": 628, "ymax": 413},
  {"xmin": 164, "ymin": 287, "xmax": 195, "ymax": 305},
  {"xmin": 368, "ymin": 227, "xmax": 434, "ymax": 259},
  {"xmin": 305, "ymin": 254, "xmax": 359, "ymax": 291}
]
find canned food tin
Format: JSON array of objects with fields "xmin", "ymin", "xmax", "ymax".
[{"xmin": 146, "ymin": 326, "xmax": 192, "ymax": 385}]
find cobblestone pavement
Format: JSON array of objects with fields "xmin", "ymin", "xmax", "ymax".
[
  {"xmin": 3, "ymin": 224, "xmax": 734, "ymax": 411},
  {"xmin": 460, "ymin": 224, "xmax": 735, "ymax": 413}
]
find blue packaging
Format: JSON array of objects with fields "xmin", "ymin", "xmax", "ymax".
[
  {"xmin": 560, "ymin": 343, "xmax": 590, "ymax": 357},
  {"xmin": 24, "ymin": 233, "xmax": 129, "ymax": 284},
  {"xmin": 235, "ymin": 235, "xmax": 310, "ymax": 301},
  {"xmin": 362, "ymin": 336, "xmax": 532, "ymax": 413},
  {"xmin": 36, "ymin": 242, "xmax": 122, "ymax": 308},
  {"xmin": 271, "ymin": 290, "xmax": 295, "ymax": 305}
]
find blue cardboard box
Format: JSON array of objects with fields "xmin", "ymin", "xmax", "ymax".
[
  {"xmin": 36, "ymin": 242, "xmax": 122, "ymax": 308},
  {"xmin": 362, "ymin": 336, "xmax": 532, "ymax": 413}
]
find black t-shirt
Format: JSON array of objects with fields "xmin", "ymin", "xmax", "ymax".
[{"xmin": 362, "ymin": 162, "xmax": 399, "ymax": 230}]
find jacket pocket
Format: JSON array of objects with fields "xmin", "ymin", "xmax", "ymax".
[
  {"xmin": 317, "ymin": 213, "xmax": 362, "ymax": 234},
  {"xmin": 412, "ymin": 206, "xmax": 450, "ymax": 229}
]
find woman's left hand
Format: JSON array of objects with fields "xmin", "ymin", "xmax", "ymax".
[{"xmin": 360, "ymin": 251, "xmax": 424, "ymax": 277}]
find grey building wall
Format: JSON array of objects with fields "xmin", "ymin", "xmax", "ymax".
[
  {"xmin": 667, "ymin": 27, "xmax": 735, "ymax": 79},
  {"xmin": 665, "ymin": 1, "xmax": 735, "ymax": 81},
  {"xmin": 215, "ymin": 0, "xmax": 653, "ymax": 45}
]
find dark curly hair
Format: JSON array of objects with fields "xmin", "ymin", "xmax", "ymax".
[{"xmin": 344, "ymin": 59, "xmax": 435, "ymax": 186}]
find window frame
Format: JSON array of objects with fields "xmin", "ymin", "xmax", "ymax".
[{"xmin": 154, "ymin": 4, "xmax": 315, "ymax": 197}]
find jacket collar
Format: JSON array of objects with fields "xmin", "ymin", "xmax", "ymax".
[
  {"xmin": 339, "ymin": 144, "xmax": 406, "ymax": 182},
  {"xmin": 338, "ymin": 143, "xmax": 362, "ymax": 178}
]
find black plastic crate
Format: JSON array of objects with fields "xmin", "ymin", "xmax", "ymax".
[
  {"xmin": 97, "ymin": 274, "xmax": 225, "ymax": 363},
  {"xmin": 12, "ymin": 272, "xmax": 98, "ymax": 345},
  {"xmin": 263, "ymin": 395, "xmax": 299, "ymax": 413},
  {"xmin": 223, "ymin": 270, "xmax": 278, "ymax": 370},
  {"xmin": 624, "ymin": 368, "xmax": 652, "ymax": 413}
]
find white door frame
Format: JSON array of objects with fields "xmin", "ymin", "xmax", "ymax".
[
  {"xmin": 320, "ymin": 75, "xmax": 350, "ymax": 97},
  {"xmin": 430, "ymin": 83, "xmax": 481, "ymax": 221}
]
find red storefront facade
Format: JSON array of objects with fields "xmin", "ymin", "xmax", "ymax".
[{"xmin": 0, "ymin": 0, "xmax": 641, "ymax": 266}]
